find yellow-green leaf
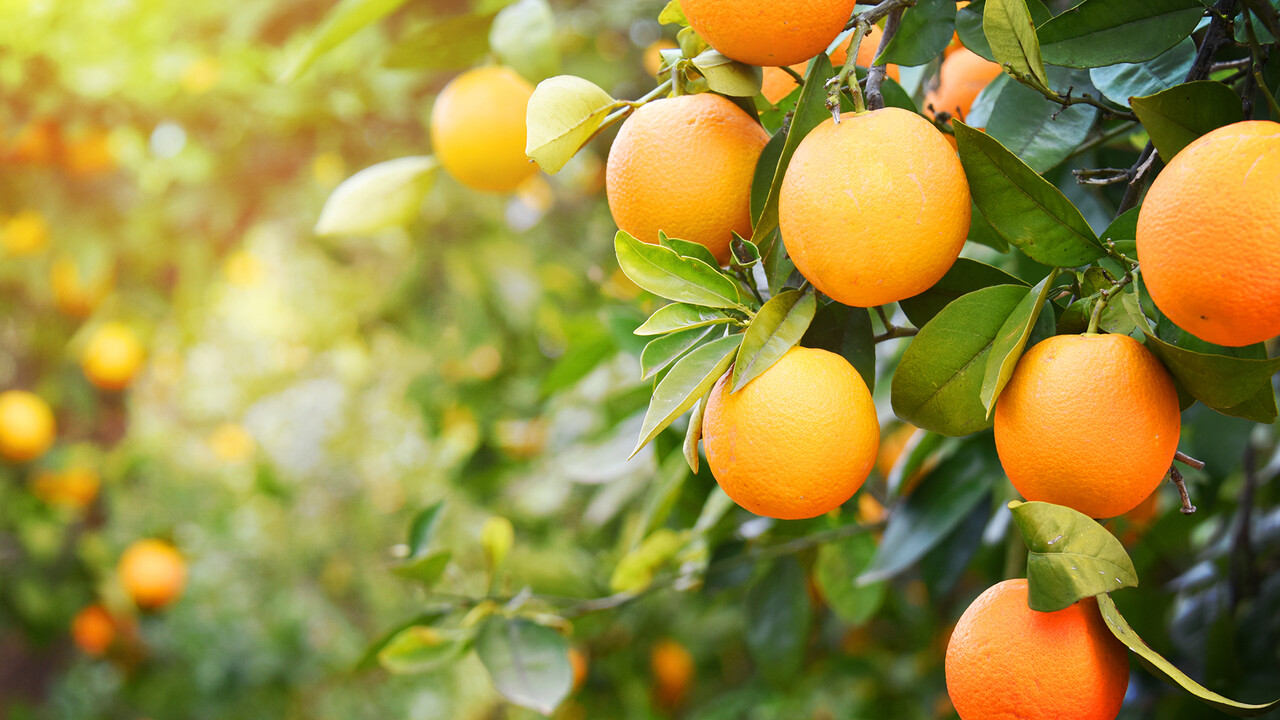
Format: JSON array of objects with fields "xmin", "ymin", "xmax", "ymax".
[{"xmin": 526, "ymin": 76, "xmax": 620, "ymax": 174}]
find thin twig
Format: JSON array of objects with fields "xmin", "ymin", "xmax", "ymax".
[
  {"xmin": 1169, "ymin": 466, "xmax": 1197, "ymax": 515},
  {"xmin": 1241, "ymin": 0, "xmax": 1280, "ymax": 39},
  {"xmin": 874, "ymin": 326, "xmax": 918, "ymax": 343},
  {"xmin": 844, "ymin": 0, "xmax": 918, "ymax": 30},
  {"xmin": 865, "ymin": 6, "xmax": 904, "ymax": 111},
  {"xmin": 1066, "ymin": 121, "xmax": 1139, "ymax": 162},
  {"xmin": 1116, "ymin": 144, "xmax": 1159, "ymax": 216},
  {"xmin": 1073, "ymin": 167, "xmax": 1136, "ymax": 186},
  {"xmin": 1174, "ymin": 450, "xmax": 1206, "ymax": 470}
]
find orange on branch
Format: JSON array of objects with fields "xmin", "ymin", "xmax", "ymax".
[
  {"xmin": 430, "ymin": 66, "xmax": 538, "ymax": 193},
  {"xmin": 650, "ymin": 638, "xmax": 695, "ymax": 709},
  {"xmin": 0, "ymin": 390, "xmax": 57, "ymax": 463},
  {"xmin": 71, "ymin": 604, "xmax": 118, "ymax": 657},
  {"xmin": 119, "ymin": 539, "xmax": 187, "ymax": 610},
  {"xmin": 924, "ymin": 48, "xmax": 1003, "ymax": 121},
  {"xmin": 81, "ymin": 322, "xmax": 146, "ymax": 391},
  {"xmin": 681, "ymin": 0, "xmax": 859, "ymax": 67}
]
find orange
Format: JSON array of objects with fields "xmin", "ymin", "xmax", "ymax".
[
  {"xmin": 118, "ymin": 539, "xmax": 187, "ymax": 610},
  {"xmin": 2, "ymin": 210, "xmax": 50, "ymax": 256},
  {"xmin": 702, "ymin": 346, "xmax": 879, "ymax": 519},
  {"xmin": 62, "ymin": 126, "xmax": 117, "ymax": 178},
  {"xmin": 761, "ymin": 63, "xmax": 808, "ymax": 104},
  {"xmin": 681, "ymin": 0, "xmax": 859, "ymax": 67},
  {"xmin": 568, "ymin": 646, "xmax": 589, "ymax": 692},
  {"xmin": 994, "ymin": 333, "xmax": 1181, "ymax": 519},
  {"xmin": 829, "ymin": 24, "xmax": 900, "ymax": 81},
  {"xmin": 0, "ymin": 390, "xmax": 57, "ymax": 463},
  {"xmin": 31, "ymin": 466, "xmax": 100, "ymax": 509},
  {"xmin": 945, "ymin": 579, "xmax": 1129, "ymax": 720},
  {"xmin": 429, "ymin": 66, "xmax": 538, "ymax": 193},
  {"xmin": 606, "ymin": 92, "xmax": 769, "ymax": 264},
  {"xmin": 924, "ymin": 47, "xmax": 1003, "ymax": 120},
  {"xmin": 1136, "ymin": 120, "xmax": 1280, "ymax": 346},
  {"xmin": 7, "ymin": 120, "xmax": 61, "ymax": 164},
  {"xmin": 650, "ymin": 638, "xmax": 695, "ymax": 709},
  {"xmin": 779, "ymin": 107, "xmax": 970, "ymax": 307},
  {"xmin": 81, "ymin": 322, "xmax": 146, "ymax": 391},
  {"xmin": 71, "ymin": 604, "xmax": 117, "ymax": 657},
  {"xmin": 51, "ymin": 253, "xmax": 115, "ymax": 318}
]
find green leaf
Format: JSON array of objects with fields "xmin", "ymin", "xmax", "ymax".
[
  {"xmin": 632, "ymin": 333, "xmax": 742, "ymax": 456},
  {"xmin": 983, "ymin": 0, "xmax": 1050, "ymax": 89},
  {"xmin": 815, "ymin": 532, "xmax": 886, "ymax": 625},
  {"xmin": 749, "ymin": 55, "xmax": 834, "ymax": 244},
  {"xmin": 744, "ymin": 557, "xmax": 812, "ymax": 684},
  {"xmin": 383, "ymin": 12, "xmax": 496, "ymax": 70},
  {"xmin": 891, "ymin": 285, "xmax": 1029, "ymax": 436},
  {"xmin": 406, "ymin": 501, "xmax": 445, "ymax": 557},
  {"xmin": 976, "ymin": 68, "xmax": 1100, "ymax": 174},
  {"xmin": 280, "ymin": 0, "xmax": 413, "ymax": 83},
  {"xmin": 980, "ymin": 269, "xmax": 1060, "ymax": 416},
  {"xmin": 954, "ymin": 121, "xmax": 1104, "ymax": 267},
  {"xmin": 635, "ymin": 304, "xmax": 734, "ymax": 336},
  {"xmin": 1008, "ymin": 501, "xmax": 1138, "ymax": 612},
  {"xmin": 900, "ymin": 258, "xmax": 1027, "ymax": 328},
  {"xmin": 860, "ymin": 438, "xmax": 999, "ymax": 584},
  {"xmin": 379, "ymin": 625, "xmax": 472, "ymax": 674},
  {"xmin": 729, "ymin": 234, "xmax": 761, "ymax": 270},
  {"xmin": 640, "ymin": 326, "xmax": 714, "ymax": 379},
  {"xmin": 490, "ymin": 0, "xmax": 558, "ymax": 82},
  {"xmin": 658, "ymin": 0, "xmax": 687, "ymax": 25},
  {"xmin": 683, "ymin": 392, "xmax": 709, "ymax": 474},
  {"xmin": 1141, "ymin": 331, "xmax": 1280, "ymax": 422},
  {"xmin": 355, "ymin": 611, "xmax": 449, "ymax": 671},
  {"xmin": 390, "ymin": 548, "xmax": 452, "ymax": 586},
  {"xmin": 475, "ymin": 618, "xmax": 572, "ymax": 716},
  {"xmin": 1100, "ymin": 206, "xmax": 1141, "ymax": 244},
  {"xmin": 731, "ymin": 290, "xmax": 816, "ymax": 392},
  {"xmin": 957, "ymin": 0, "xmax": 1052, "ymax": 63},
  {"xmin": 691, "ymin": 50, "xmax": 763, "ymax": 97},
  {"xmin": 314, "ymin": 156, "xmax": 438, "ymax": 236},
  {"xmin": 615, "ymin": 231, "xmax": 742, "ymax": 308},
  {"xmin": 664, "ymin": 233, "xmax": 723, "ymax": 268},
  {"xmin": 750, "ymin": 131, "xmax": 787, "ymax": 227},
  {"xmin": 1096, "ymin": 593, "xmax": 1280, "ymax": 717},
  {"xmin": 525, "ymin": 76, "xmax": 620, "ymax": 174},
  {"xmin": 878, "ymin": 0, "xmax": 957, "ymax": 67},
  {"xmin": 1130, "ymin": 81, "xmax": 1245, "ymax": 161},
  {"xmin": 802, "ymin": 302, "xmax": 876, "ymax": 392},
  {"xmin": 1089, "ymin": 37, "xmax": 1195, "ymax": 107},
  {"xmin": 1038, "ymin": 0, "xmax": 1204, "ymax": 69}
]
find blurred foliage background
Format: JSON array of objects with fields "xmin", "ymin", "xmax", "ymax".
[{"xmin": 0, "ymin": 0, "xmax": 1276, "ymax": 719}]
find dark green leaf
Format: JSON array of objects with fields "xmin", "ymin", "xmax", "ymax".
[
  {"xmin": 731, "ymin": 290, "xmax": 816, "ymax": 391},
  {"xmin": 406, "ymin": 500, "xmax": 445, "ymax": 557},
  {"xmin": 729, "ymin": 234, "xmax": 761, "ymax": 270},
  {"xmin": 978, "ymin": 68, "xmax": 1100, "ymax": 173},
  {"xmin": 281, "ymin": 0, "xmax": 413, "ymax": 82},
  {"xmin": 1097, "ymin": 593, "xmax": 1280, "ymax": 717},
  {"xmin": 379, "ymin": 625, "xmax": 472, "ymax": 674},
  {"xmin": 615, "ymin": 231, "xmax": 742, "ymax": 308},
  {"xmin": 635, "ymin": 304, "xmax": 734, "ymax": 336},
  {"xmin": 641, "ymin": 326, "xmax": 714, "ymax": 379},
  {"xmin": 955, "ymin": 121, "xmax": 1104, "ymax": 266},
  {"xmin": 475, "ymin": 618, "xmax": 572, "ymax": 715},
  {"xmin": 1142, "ymin": 331, "xmax": 1280, "ymax": 422},
  {"xmin": 980, "ymin": 269, "xmax": 1060, "ymax": 416},
  {"xmin": 983, "ymin": 0, "xmax": 1050, "ymax": 88},
  {"xmin": 384, "ymin": 12, "xmax": 495, "ymax": 70},
  {"xmin": 802, "ymin": 302, "xmax": 876, "ymax": 391},
  {"xmin": 633, "ymin": 334, "xmax": 743, "ymax": 456},
  {"xmin": 900, "ymin": 258, "xmax": 1027, "ymax": 328},
  {"xmin": 1089, "ymin": 37, "xmax": 1196, "ymax": 107},
  {"xmin": 860, "ymin": 438, "xmax": 1000, "ymax": 584},
  {"xmin": 815, "ymin": 531, "xmax": 886, "ymax": 625},
  {"xmin": 1038, "ymin": 0, "xmax": 1204, "ymax": 69},
  {"xmin": 744, "ymin": 557, "xmax": 812, "ymax": 684},
  {"xmin": 891, "ymin": 285, "xmax": 1029, "ymax": 436},
  {"xmin": 1130, "ymin": 81, "xmax": 1245, "ymax": 160},
  {"xmin": 879, "ymin": 0, "xmax": 957, "ymax": 67},
  {"xmin": 1100, "ymin": 206, "xmax": 1141, "ymax": 244},
  {"xmin": 1009, "ymin": 501, "xmax": 1138, "ymax": 612},
  {"xmin": 751, "ymin": 132, "xmax": 788, "ymax": 227},
  {"xmin": 920, "ymin": 495, "xmax": 993, "ymax": 601},
  {"xmin": 957, "ymin": 0, "xmax": 1052, "ymax": 62}
]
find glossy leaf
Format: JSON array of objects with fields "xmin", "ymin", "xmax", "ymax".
[
  {"xmin": 314, "ymin": 156, "xmax": 438, "ymax": 236},
  {"xmin": 957, "ymin": 0, "xmax": 1052, "ymax": 62},
  {"xmin": 900, "ymin": 258, "xmax": 1027, "ymax": 328},
  {"xmin": 750, "ymin": 131, "xmax": 788, "ymax": 226},
  {"xmin": 891, "ymin": 285, "xmax": 1029, "ymax": 436},
  {"xmin": 1009, "ymin": 501, "xmax": 1138, "ymax": 612},
  {"xmin": 490, "ymin": 0, "xmax": 558, "ymax": 82},
  {"xmin": 878, "ymin": 0, "xmax": 957, "ymax": 67},
  {"xmin": 683, "ymin": 392, "xmax": 708, "ymax": 474},
  {"xmin": 664, "ymin": 234, "xmax": 723, "ymax": 268},
  {"xmin": 983, "ymin": 0, "xmax": 1050, "ymax": 88},
  {"xmin": 1101, "ymin": 206, "xmax": 1141, "ymax": 244},
  {"xmin": 280, "ymin": 0, "xmax": 412, "ymax": 83},
  {"xmin": 1130, "ymin": 81, "xmax": 1245, "ymax": 161},
  {"xmin": 954, "ymin": 121, "xmax": 1104, "ymax": 267},
  {"xmin": 640, "ymin": 326, "xmax": 714, "ymax": 380},
  {"xmin": 525, "ymin": 75, "xmax": 619, "ymax": 174},
  {"xmin": 1089, "ymin": 37, "xmax": 1196, "ymax": 107},
  {"xmin": 731, "ymin": 289, "xmax": 816, "ymax": 391},
  {"xmin": 384, "ymin": 12, "xmax": 495, "ymax": 70},
  {"xmin": 802, "ymin": 302, "xmax": 876, "ymax": 392},
  {"xmin": 860, "ymin": 438, "xmax": 1000, "ymax": 584},
  {"xmin": 614, "ymin": 231, "xmax": 742, "ymax": 309},
  {"xmin": 980, "ymin": 270, "xmax": 1060, "ymax": 416},
  {"xmin": 1038, "ymin": 0, "xmax": 1204, "ymax": 69},
  {"xmin": 635, "ymin": 304, "xmax": 734, "ymax": 336},
  {"xmin": 978, "ymin": 68, "xmax": 1100, "ymax": 173},
  {"xmin": 1097, "ymin": 593, "xmax": 1280, "ymax": 717},
  {"xmin": 692, "ymin": 49, "xmax": 763, "ymax": 97},
  {"xmin": 475, "ymin": 618, "xmax": 572, "ymax": 715},
  {"xmin": 632, "ymin": 333, "xmax": 742, "ymax": 456},
  {"xmin": 815, "ymin": 531, "xmax": 886, "ymax": 625},
  {"xmin": 1142, "ymin": 331, "xmax": 1280, "ymax": 422},
  {"xmin": 379, "ymin": 625, "xmax": 472, "ymax": 674},
  {"xmin": 745, "ymin": 557, "xmax": 812, "ymax": 684}
]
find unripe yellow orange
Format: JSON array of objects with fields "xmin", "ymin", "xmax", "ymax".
[
  {"xmin": 0, "ymin": 390, "xmax": 57, "ymax": 463},
  {"xmin": 81, "ymin": 322, "xmax": 145, "ymax": 391},
  {"xmin": 430, "ymin": 66, "xmax": 538, "ymax": 193},
  {"xmin": 118, "ymin": 539, "xmax": 187, "ymax": 610}
]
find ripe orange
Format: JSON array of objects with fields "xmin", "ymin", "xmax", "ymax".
[
  {"xmin": 429, "ymin": 66, "xmax": 538, "ymax": 193},
  {"xmin": 761, "ymin": 64, "xmax": 808, "ymax": 104},
  {"xmin": 118, "ymin": 539, "xmax": 187, "ymax": 610},
  {"xmin": 946, "ymin": 579, "xmax": 1129, "ymax": 720},
  {"xmin": 81, "ymin": 322, "xmax": 146, "ymax": 391},
  {"xmin": 1136, "ymin": 120, "xmax": 1280, "ymax": 347},
  {"xmin": 31, "ymin": 466, "xmax": 100, "ymax": 509},
  {"xmin": 51, "ymin": 253, "xmax": 115, "ymax": 318},
  {"xmin": 994, "ymin": 333, "xmax": 1181, "ymax": 519},
  {"xmin": 779, "ymin": 107, "xmax": 970, "ymax": 307},
  {"xmin": 0, "ymin": 390, "xmax": 57, "ymax": 463},
  {"xmin": 650, "ymin": 638, "xmax": 695, "ymax": 709},
  {"xmin": 62, "ymin": 126, "xmax": 116, "ymax": 178},
  {"xmin": 606, "ymin": 92, "xmax": 769, "ymax": 264},
  {"xmin": 681, "ymin": 0, "xmax": 859, "ymax": 67},
  {"xmin": 924, "ymin": 47, "xmax": 1003, "ymax": 120},
  {"xmin": 702, "ymin": 346, "xmax": 879, "ymax": 519},
  {"xmin": 71, "ymin": 604, "xmax": 117, "ymax": 657}
]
